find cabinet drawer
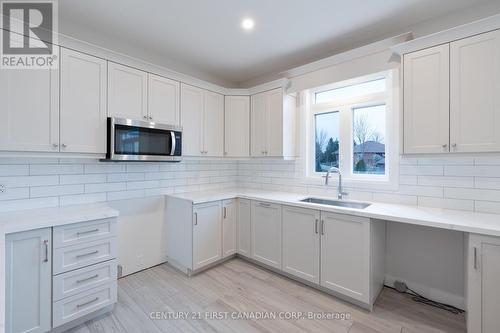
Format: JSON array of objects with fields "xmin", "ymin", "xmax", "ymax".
[
  {"xmin": 53, "ymin": 259, "xmax": 117, "ymax": 301},
  {"xmin": 53, "ymin": 238, "xmax": 117, "ymax": 274},
  {"xmin": 53, "ymin": 281, "xmax": 117, "ymax": 328},
  {"xmin": 53, "ymin": 218, "xmax": 117, "ymax": 248}
]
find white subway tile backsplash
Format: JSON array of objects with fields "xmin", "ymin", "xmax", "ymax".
[
  {"xmin": 60, "ymin": 174, "xmax": 107, "ymax": 185},
  {"xmin": 0, "ymin": 197, "xmax": 59, "ymax": 212},
  {"xmin": 107, "ymin": 172, "xmax": 145, "ymax": 182},
  {"xmin": 30, "ymin": 185, "xmax": 84, "ymax": 198},
  {"xmin": 417, "ymin": 176, "xmax": 474, "ymax": 188},
  {"xmin": 0, "ymin": 175, "xmax": 59, "ymax": 187},
  {"xmin": 30, "ymin": 164, "xmax": 83, "ymax": 175},
  {"xmin": 126, "ymin": 180, "xmax": 160, "ymax": 190},
  {"xmin": 0, "ymin": 187, "xmax": 30, "ymax": 201},
  {"xmin": 445, "ymin": 187, "xmax": 500, "ymax": 202},
  {"xmin": 417, "ymin": 197, "xmax": 474, "ymax": 211},
  {"xmin": 474, "ymin": 177, "xmax": 500, "ymax": 190},
  {"xmin": 85, "ymin": 182, "xmax": 127, "ymax": 193},
  {"xmin": 400, "ymin": 165, "xmax": 443, "ymax": 176},
  {"xmin": 0, "ymin": 165, "xmax": 29, "ymax": 176},
  {"xmin": 474, "ymin": 201, "xmax": 500, "ymax": 214},
  {"xmin": 60, "ymin": 193, "xmax": 107, "ymax": 206},
  {"xmin": 85, "ymin": 163, "xmax": 126, "ymax": 174},
  {"xmin": 107, "ymin": 190, "xmax": 145, "ymax": 201},
  {"xmin": 444, "ymin": 165, "xmax": 500, "ymax": 177}
]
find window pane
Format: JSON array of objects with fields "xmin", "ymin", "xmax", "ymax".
[
  {"xmin": 315, "ymin": 112, "xmax": 340, "ymax": 172},
  {"xmin": 352, "ymin": 105, "xmax": 386, "ymax": 175},
  {"xmin": 315, "ymin": 78, "xmax": 386, "ymax": 104}
]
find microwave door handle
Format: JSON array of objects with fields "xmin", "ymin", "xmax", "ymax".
[{"xmin": 170, "ymin": 131, "xmax": 176, "ymax": 155}]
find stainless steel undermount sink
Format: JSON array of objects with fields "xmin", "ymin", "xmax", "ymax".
[{"xmin": 300, "ymin": 197, "xmax": 371, "ymax": 209}]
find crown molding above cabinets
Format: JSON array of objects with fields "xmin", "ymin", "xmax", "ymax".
[{"xmin": 392, "ymin": 13, "xmax": 500, "ymax": 56}]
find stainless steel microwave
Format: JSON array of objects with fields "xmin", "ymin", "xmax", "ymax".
[{"xmin": 104, "ymin": 117, "xmax": 182, "ymax": 162}]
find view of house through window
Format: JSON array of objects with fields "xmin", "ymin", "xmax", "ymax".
[{"xmin": 309, "ymin": 73, "xmax": 389, "ymax": 180}]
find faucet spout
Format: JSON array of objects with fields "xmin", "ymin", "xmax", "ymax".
[{"xmin": 324, "ymin": 167, "xmax": 347, "ymax": 200}]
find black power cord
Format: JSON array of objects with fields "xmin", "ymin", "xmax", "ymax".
[{"xmin": 384, "ymin": 283, "xmax": 465, "ymax": 315}]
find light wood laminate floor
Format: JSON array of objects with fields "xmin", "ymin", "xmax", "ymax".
[{"xmin": 68, "ymin": 258, "xmax": 466, "ymax": 333}]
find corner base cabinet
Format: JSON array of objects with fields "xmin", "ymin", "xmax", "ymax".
[{"xmin": 467, "ymin": 233, "xmax": 500, "ymax": 333}]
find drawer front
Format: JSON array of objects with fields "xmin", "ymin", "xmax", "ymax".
[
  {"xmin": 53, "ymin": 281, "xmax": 117, "ymax": 328},
  {"xmin": 53, "ymin": 218, "xmax": 117, "ymax": 248},
  {"xmin": 53, "ymin": 238, "xmax": 117, "ymax": 274},
  {"xmin": 53, "ymin": 259, "xmax": 117, "ymax": 301}
]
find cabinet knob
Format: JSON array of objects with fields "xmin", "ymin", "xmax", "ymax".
[
  {"xmin": 52, "ymin": 143, "xmax": 58, "ymax": 148},
  {"xmin": 442, "ymin": 144, "xmax": 448, "ymax": 148},
  {"xmin": 143, "ymin": 116, "xmax": 148, "ymax": 119},
  {"xmin": 62, "ymin": 143, "xmax": 67, "ymax": 148},
  {"xmin": 149, "ymin": 116, "xmax": 153, "ymax": 120},
  {"xmin": 452, "ymin": 143, "xmax": 457, "ymax": 148}
]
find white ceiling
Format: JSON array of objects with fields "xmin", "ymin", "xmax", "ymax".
[{"xmin": 59, "ymin": 0, "xmax": 494, "ymax": 87}]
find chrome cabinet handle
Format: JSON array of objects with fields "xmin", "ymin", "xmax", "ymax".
[
  {"xmin": 76, "ymin": 274, "xmax": 99, "ymax": 284},
  {"xmin": 43, "ymin": 240, "xmax": 49, "ymax": 263},
  {"xmin": 315, "ymin": 219, "xmax": 319, "ymax": 234},
  {"xmin": 194, "ymin": 212, "xmax": 198, "ymax": 225},
  {"xmin": 76, "ymin": 297, "xmax": 99, "ymax": 308},
  {"xmin": 77, "ymin": 229, "xmax": 99, "ymax": 236},
  {"xmin": 76, "ymin": 250, "xmax": 99, "ymax": 259},
  {"xmin": 321, "ymin": 220, "xmax": 325, "ymax": 235},
  {"xmin": 474, "ymin": 247, "xmax": 478, "ymax": 270},
  {"xmin": 223, "ymin": 207, "xmax": 227, "ymax": 219}
]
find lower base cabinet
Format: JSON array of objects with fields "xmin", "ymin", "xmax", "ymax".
[
  {"xmin": 5, "ymin": 218, "xmax": 118, "ymax": 333},
  {"xmin": 282, "ymin": 206, "xmax": 320, "ymax": 284},
  {"xmin": 222, "ymin": 199, "xmax": 237, "ymax": 258},
  {"xmin": 237, "ymin": 199, "xmax": 251, "ymax": 257},
  {"xmin": 467, "ymin": 234, "xmax": 500, "ymax": 333},
  {"xmin": 251, "ymin": 201, "xmax": 282, "ymax": 269},
  {"xmin": 193, "ymin": 201, "xmax": 222, "ymax": 270},
  {"xmin": 5, "ymin": 228, "xmax": 52, "ymax": 333}
]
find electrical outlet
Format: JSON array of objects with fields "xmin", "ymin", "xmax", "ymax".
[{"xmin": 0, "ymin": 184, "xmax": 5, "ymax": 193}]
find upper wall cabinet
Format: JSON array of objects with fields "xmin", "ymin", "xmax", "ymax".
[
  {"xmin": 60, "ymin": 48, "xmax": 107, "ymax": 154},
  {"xmin": 108, "ymin": 62, "xmax": 148, "ymax": 121},
  {"xmin": 250, "ymin": 88, "xmax": 297, "ymax": 158},
  {"xmin": 148, "ymin": 74, "xmax": 180, "ymax": 125},
  {"xmin": 450, "ymin": 29, "xmax": 500, "ymax": 153},
  {"xmin": 180, "ymin": 84, "xmax": 224, "ymax": 157},
  {"xmin": 224, "ymin": 96, "xmax": 250, "ymax": 157},
  {"xmin": 403, "ymin": 29, "xmax": 500, "ymax": 154},
  {"xmin": 403, "ymin": 45, "xmax": 450, "ymax": 154},
  {"xmin": 0, "ymin": 53, "xmax": 59, "ymax": 152}
]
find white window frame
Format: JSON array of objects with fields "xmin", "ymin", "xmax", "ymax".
[{"xmin": 305, "ymin": 70, "xmax": 399, "ymax": 190}]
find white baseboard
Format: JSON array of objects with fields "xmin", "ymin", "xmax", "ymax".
[{"xmin": 384, "ymin": 274, "xmax": 465, "ymax": 310}]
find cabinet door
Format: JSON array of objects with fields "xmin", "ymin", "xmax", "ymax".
[
  {"xmin": 60, "ymin": 48, "xmax": 107, "ymax": 154},
  {"xmin": 282, "ymin": 206, "xmax": 320, "ymax": 283},
  {"xmin": 250, "ymin": 92, "xmax": 267, "ymax": 156},
  {"xmin": 403, "ymin": 44, "xmax": 450, "ymax": 153},
  {"xmin": 193, "ymin": 201, "xmax": 222, "ymax": 270},
  {"xmin": 450, "ymin": 30, "xmax": 500, "ymax": 153},
  {"xmin": 180, "ymin": 84, "xmax": 204, "ymax": 156},
  {"xmin": 6, "ymin": 228, "xmax": 51, "ymax": 333},
  {"xmin": 320, "ymin": 212, "xmax": 370, "ymax": 303},
  {"xmin": 266, "ymin": 89, "xmax": 284, "ymax": 157},
  {"xmin": 203, "ymin": 91, "xmax": 224, "ymax": 157},
  {"xmin": 0, "ymin": 64, "xmax": 59, "ymax": 152},
  {"xmin": 107, "ymin": 62, "xmax": 148, "ymax": 120},
  {"xmin": 237, "ymin": 199, "xmax": 251, "ymax": 257},
  {"xmin": 467, "ymin": 234, "xmax": 500, "ymax": 333},
  {"xmin": 224, "ymin": 96, "xmax": 250, "ymax": 157},
  {"xmin": 251, "ymin": 201, "xmax": 282, "ymax": 269},
  {"xmin": 222, "ymin": 199, "xmax": 237, "ymax": 258},
  {"xmin": 148, "ymin": 74, "xmax": 180, "ymax": 125}
]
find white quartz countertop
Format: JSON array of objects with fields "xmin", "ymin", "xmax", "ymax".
[
  {"xmin": 167, "ymin": 189, "xmax": 500, "ymax": 237},
  {"xmin": 0, "ymin": 203, "xmax": 119, "ymax": 235}
]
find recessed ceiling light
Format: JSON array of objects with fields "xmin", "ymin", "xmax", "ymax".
[{"xmin": 241, "ymin": 18, "xmax": 255, "ymax": 31}]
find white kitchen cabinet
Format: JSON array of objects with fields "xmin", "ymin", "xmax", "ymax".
[
  {"xmin": 108, "ymin": 62, "xmax": 148, "ymax": 120},
  {"xmin": 222, "ymin": 199, "xmax": 237, "ymax": 258},
  {"xmin": 203, "ymin": 91, "xmax": 224, "ymax": 157},
  {"xmin": 180, "ymin": 84, "xmax": 224, "ymax": 157},
  {"xmin": 193, "ymin": 201, "xmax": 222, "ymax": 270},
  {"xmin": 0, "ymin": 59, "xmax": 59, "ymax": 152},
  {"xmin": 450, "ymin": 30, "xmax": 500, "ymax": 153},
  {"xmin": 403, "ymin": 44, "xmax": 450, "ymax": 154},
  {"xmin": 250, "ymin": 88, "xmax": 297, "ymax": 158},
  {"xmin": 5, "ymin": 228, "xmax": 52, "ymax": 333},
  {"xmin": 225, "ymin": 96, "xmax": 250, "ymax": 157},
  {"xmin": 320, "ymin": 212, "xmax": 371, "ymax": 303},
  {"xmin": 467, "ymin": 234, "xmax": 500, "ymax": 333},
  {"xmin": 282, "ymin": 206, "xmax": 320, "ymax": 284},
  {"xmin": 148, "ymin": 73, "xmax": 180, "ymax": 125},
  {"xmin": 60, "ymin": 48, "xmax": 107, "ymax": 154},
  {"xmin": 237, "ymin": 198, "xmax": 251, "ymax": 257},
  {"xmin": 251, "ymin": 201, "xmax": 282, "ymax": 269}
]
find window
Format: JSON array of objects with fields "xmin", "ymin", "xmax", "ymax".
[{"xmin": 307, "ymin": 71, "xmax": 395, "ymax": 185}]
